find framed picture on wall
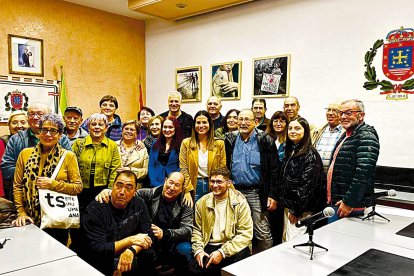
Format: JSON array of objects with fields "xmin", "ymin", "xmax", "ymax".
[
  {"xmin": 176, "ymin": 66, "xmax": 202, "ymax": 102},
  {"xmin": 253, "ymin": 54, "xmax": 290, "ymax": 98},
  {"xmin": 8, "ymin": 34, "xmax": 44, "ymax": 77},
  {"xmin": 211, "ymin": 61, "xmax": 241, "ymax": 100}
]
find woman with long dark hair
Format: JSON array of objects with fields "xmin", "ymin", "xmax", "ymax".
[
  {"xmin": 214, "ymin": 109, "xmax": 240, "ymax": 139},
  {"xmin": 279, "ymin": 117, "xmax": 324, "ymax": 242},
  {"xmin": 180, "ymin": 110, "xmax": 226, "ymax": 206},
  {"xmin": 148, "ymin": 116, "xmax": 183, "ymax": 187},
  {"xmin": 266, "ymin": 111, "xmax": 288, "ymax": 162}
]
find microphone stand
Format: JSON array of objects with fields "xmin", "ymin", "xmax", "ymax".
[
  {"xmin": 293, "ymin": 223, "xmax": 328, "ymax": 260},
  {"xmin": 361, "ymin": 203, "xmax": 390, "ymax": 222}
]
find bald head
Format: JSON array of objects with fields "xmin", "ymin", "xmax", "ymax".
[
  {"xmin": 27, "ymin": 103, "xmax": 51, "ymax": 133},
  {"xmin": 283, "ymin": 96, "xmax": 300, "ymax": 120},
  {"xmin": 162, "ymin": 172, "xmax": 185, "ymax": 202}
]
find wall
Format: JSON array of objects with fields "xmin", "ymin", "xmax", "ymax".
[
  {"xmin": 0, "ymin": 0, "xmax": 145, "ymax": 134},
  {"xmin": 145, "ymin": 0, "xmax": 414, "ymax": 168}
]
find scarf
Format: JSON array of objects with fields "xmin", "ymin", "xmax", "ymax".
[{"xmin": 22, "ymin": 143, "xmax": 65, "ymax": 225}]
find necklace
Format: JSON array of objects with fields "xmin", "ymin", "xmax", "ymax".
[{"xmin": 119, "ymin": 141, "xmax": 136, "ymax": 166}]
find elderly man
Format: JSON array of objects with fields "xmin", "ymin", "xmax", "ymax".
[
  {"xmin": 160, "ymin": 91, "xmax": 194, "ymax": 138},
  {"xmin": 312, "ymin": 101, "xmax": 344, "ymax": 173},
  {"xmin": 191, "ymin": 167, "xmax": 253, "ymax": 276},
  {"xmin": 327, "ymin": 99, "xmax": 380, "ymax": 222},
  {"xmin": 63, "ymin": 106, "xmax": 88, "ymax": 146},
  {"xmin": 1, "ymin": 103, "xmax": 71, "ymax": 198},
  {"xmin": 224, "ymin": 109, "xmax": 279, "ymax": 253},
  {"xmin": 96, "ymin": 171, "xmax": 193, "ymax": 273},
  {"xmin": 82, "ymin": 170, "xmax": 156, "ymax": 275},
  {"xmin": 283, "ymin": 96, "xmax": 301, "ymax": 121},
  {"xmin": 252, "ymin": 99, "xmax": 269, "ymax": 131},
  {"xmin": 206, "ymin": 96, "xmax": 223, "ymax": 131}
]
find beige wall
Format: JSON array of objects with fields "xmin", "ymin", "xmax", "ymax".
[{"xmin": 0, "ymin": 0, "xmax": 145, "ymax": 135}]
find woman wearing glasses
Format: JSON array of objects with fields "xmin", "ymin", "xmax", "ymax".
[
  {"xmin": 179, "ymin": 110, "xmax": 226, "ymax": 207},
  {"xmin": 266, "ymin": 111, "xmax": 288, "ymax": 162},
  {"xmin": 116, "ymin": 120, "xmax": 148, "ymax": 189},
  {"xmin": 278, "ymin": 117, "xmax": 324, "ymax": 242},
  {"xmin": 12, "ymin": 114, "xmax": 82, "ymax": 244}
]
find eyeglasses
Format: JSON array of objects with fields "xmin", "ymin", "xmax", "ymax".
[
  {"xmin": 238, "ymin": 118, "xmax": 253, "ymax": 123},
  {"xmin": 28, "ymin": 113, "xmax": 44, "ymax": 118},
  {"xmin": 339, "ymin": 110, "xmax": 362, "ymax": 117},
  {"xmin": 114, "ymin": 182, "xmax": 134, "ymax": 192},
  {"xmin": 40, "ymin": 128, "xmax": 59, "ymax": 136},
  {"xmin": 273, "ymin": 119, "xmax": 286, "ymax": 124},
  {"xmin": 209, "ymin": 180, "xmax": 227, "ymax": 185}
]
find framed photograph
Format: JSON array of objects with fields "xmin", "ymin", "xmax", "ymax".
[
  {"xmin": 8, "ymin": 34, "xmax": 44, "ymax": 77},
  {"xmin": 176, "ymin": 66, "xmax": 202, "ymax": 102},
  {"xmin": 253, "ymin": 54, "xmax": 290, "ymax": 98},
  {"xmin": 211, "ymin": 61, "xmax": 241, "ymax": 100}
]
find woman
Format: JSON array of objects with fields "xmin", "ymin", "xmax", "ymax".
[
  {"xmin": 214, "ymin": 109, "xmax": 240, "ymax": 139},
  {"xmin": 143, "ymin": 115, "xmax": 163, "ymax": 153},
  {"xmin": 1, "ymin": 111, "xmax": 29, "ymax": 198},
  {"xmin": 180, "ymin": 110, "xmax": 226, "ymax": 206},
  {"xmin": 278, "ymin": 117, "xmax": 324, "ymax": 242},
  {"xmin": 116, "ymin": 120, "xmax": 148, "ymax": 189},
  {"xmin": 12, "ymin": 114, "xmax": 82, "ymax": 244},
  {"xmin": 148, "ymin": 116, "xmax": 183, "ymax": 188},
  {"xmin": 137, "ymin": 107, "xmax": 155, "ymax": 140},
  {"xmin": 266, "ymin": 111, "xmax": 288, "ymax": 162}
]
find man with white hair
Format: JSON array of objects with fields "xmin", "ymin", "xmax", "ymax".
[
  {"xmin": 1, "ymin": 103, "xmax": 71, "ymax": 198},
  {"xmin": 206, "ymin": 96, "xmax": 223, "ymax": 131},
  {"xmin": 160, "ymin": 91, "xmax": 194, "ymax": 138}
]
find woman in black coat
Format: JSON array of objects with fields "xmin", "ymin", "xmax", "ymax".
[{"xmin": 279, "ymin": 117, "xmax": 324, "ymax": 242}]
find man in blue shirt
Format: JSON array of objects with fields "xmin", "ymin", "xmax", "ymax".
[{"xmin": 224, "ymin": 109, "xmax": 279, "ymax": 253}]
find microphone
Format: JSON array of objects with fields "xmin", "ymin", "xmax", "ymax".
[
  {"xmin": 295, "ymin": 207, "xmax": 335, "ymax": 228},
  {"xmin": 373, "ymin": 189, "xmax": 397, "ymax": 199}
]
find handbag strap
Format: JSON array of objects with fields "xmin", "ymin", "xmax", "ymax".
[{"xmin": 51, "ymin": 150, "xmax": 68, "ymax": 180}]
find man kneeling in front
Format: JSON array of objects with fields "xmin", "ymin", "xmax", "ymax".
[
  {"xmin": 190, "ymin": 167, "xmax": 253, "ymax": 276},
  {"xmin": 82, "ymin": 170, "xmax": 156, "ymax": 275}
]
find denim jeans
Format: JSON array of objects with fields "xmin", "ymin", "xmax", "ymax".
[{"xmin": 195, "ymin": 178, "xmax": 209, "ymax": 202}]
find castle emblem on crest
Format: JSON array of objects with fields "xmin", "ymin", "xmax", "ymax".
[
  {"xmin": 364, "ymin": 27, "xmax": 414, "ymax": 100},
  {"xmin": 4, "ymin": 90, "xmax": 29, "ymax": 111}
]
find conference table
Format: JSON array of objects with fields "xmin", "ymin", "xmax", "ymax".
[
  {"xmin": 222, "ymin": 205, "xmax": 414, "ymax": 276},
  {"xmin": 0, "ymin": 224, "xmax": 102, "ymax": 275}
]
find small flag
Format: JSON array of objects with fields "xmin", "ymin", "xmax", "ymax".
[{"xmin": 59, "ymin": 67, "xmax": 67, "ymax": 114}]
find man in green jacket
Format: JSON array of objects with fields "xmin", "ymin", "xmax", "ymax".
[{"xmin": 191, "ymin": 167, "xmax": 253, "ymax": 276}]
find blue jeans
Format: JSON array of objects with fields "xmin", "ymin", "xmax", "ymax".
[
  {"xmin": 195, "ymin": 178, "xmax": 209, "ymax": 202},
  {"xmin": 327, "ymin": 206, "xmax": 365, "ymax": 224},
  {"xmin": 175, "ymin": 242, "xmax": 192, "ymax": 262}
]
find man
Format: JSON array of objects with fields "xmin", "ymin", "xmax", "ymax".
[
  {"xmin": 283, "ymin": 96, "xmax": 301, "ymax": 121},
  {"xmin": 252, "ymin": 99, "xmax": 269, "ymax": 131},
  {"xmin": 327, "ymin": 99, "xmax": 380, "ymax": 222},
  {"xmin": 224, "ymin": 109, "xmax": 279, "ymax": 253},
  {"xmin": 82, "ymin": 170, "xmax": 156, "ymax": 275},
  {"xmin": 63, "ymin": 106, "xmax": 88, "ymax": 146},
  {"xmin": 206, "ymin": 96, "xmax": 223, "ymax": 131},
  {"xmin": 22, "ymin": 48, "xmax": 30, "ymax": 67},
  {"xmin": 312, "ymin": 101, "xmax": 344, "ymax": 173},
  {"xmin": 160, "ymin": 91, "xmax": 194, "ymax": 138},
  {"xmin": 191, "ymin": 167, "xmax": 253, "ymax": 276},
  {"xmin": 1, "ymin": 103, "xmax": 71, "ymax": 198},
  {"xmin": 96, "ymin": 172, "xmax": 193, "ymax": 273}
]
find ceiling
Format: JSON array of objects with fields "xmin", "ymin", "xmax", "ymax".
[{"xmin": 64, "ymin": 0, "xmax": 254, "ymax": 21}]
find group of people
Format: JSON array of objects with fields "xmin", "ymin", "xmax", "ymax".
[{"xmin": 0, "ymin": 92, "xmax": 380, "ymax": 275}]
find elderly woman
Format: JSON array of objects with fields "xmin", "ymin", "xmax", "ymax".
[
  {"xmin": 1, "ymin": 111, "xmax": 29, "ymax": 198},
  {"xmin": 143, "ymin": 115, "xmax": 163, "ymax": 153},
  {"xmin": 180, "ymin": 110, "xmax": 226, "ymax": 206},
  {"xmin": 148, "ymin": 116, "xmax": 183, "ymax": 188},
  {"xmin": 266, "ymin": 111, "xmax": 288, "ymax": 162},
  {"xmin": 12, "ymin": 113, "xmax": 82, "ymax": 244},
  {"xmin": 116, "ymin": 120, "xmax": 148, "ymax": 189},
  {"xmin": 214, "ymin": 109, "xmax": 240, "ymax": 139},
  {"xmin": 137, "ymin": 107, "xmax": 155, "ymax": 140}
]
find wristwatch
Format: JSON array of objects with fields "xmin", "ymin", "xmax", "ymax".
[{"xmin": 127, "ymin": 246, "xmax": 137, "ymax": 255}]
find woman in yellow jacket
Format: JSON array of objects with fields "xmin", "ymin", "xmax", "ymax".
[{"xmin": 180, "ymin": 110, "xmax": 226, "ymax": 207}]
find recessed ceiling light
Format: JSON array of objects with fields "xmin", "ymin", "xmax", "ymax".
[{"xmin": 176, "ymin": 3, "xmax": 187, "ymax": 9}]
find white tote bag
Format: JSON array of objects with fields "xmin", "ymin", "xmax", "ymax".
[{"xmin": 38, "ymin": 151, "xmax": 80, "ymax": 229}]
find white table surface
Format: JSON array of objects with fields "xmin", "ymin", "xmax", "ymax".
[
  {"xmin": 222, "ymin": 226, "xmax": 414, "ymax": 276},
  {"xmin": 3, "ymin": 256, "xmax": 103, "ymax": 276},
  {"xmin": 324, "ymin": 205, "xmax": 414, "ymax": 250},
  {"xmin": 0, "ymin": 224, "xmax": 76, "ymax": 274}
]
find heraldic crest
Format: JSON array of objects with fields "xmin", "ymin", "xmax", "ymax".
[{"xmin": 4, "ymin": 90, "xmax": 29, "ymax": 111}]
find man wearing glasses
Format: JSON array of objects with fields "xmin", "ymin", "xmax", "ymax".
[
  {"xmin": 63, "ymin": 106, "xmax": 88, "ymax": 146},
  {"xmin": 327, "ymin": 99, "xmax": 380, "ymax": 222},
  {"xmin": 1, "ymin": 103, "xmax": 71, "ymax": 199},
  {"xmin": 191, "ymin": 167, "xmax": 253, "ymax": 275},
  {"xmin": 224, "ymin": 109, "xmax": 279, "ymax": 253}
]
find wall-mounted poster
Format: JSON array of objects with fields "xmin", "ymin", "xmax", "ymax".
[
  {"xmin": 253, "ymin": 54, "xmax": 290, "ymax": 98},
  {"xmin": 176, "ymin": 66, "xmax": 202, "ymax": 102},
  {"xmin": 211, "ymin": 61, "xmax": 241, "ymax": 100},
  {"xmin": 8, "ymin": 34, "xmax": 44, "ymax": 77}
]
